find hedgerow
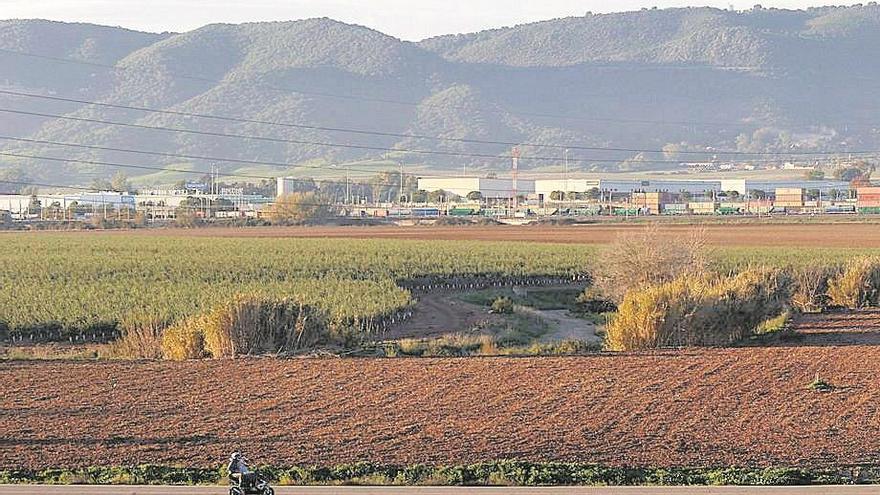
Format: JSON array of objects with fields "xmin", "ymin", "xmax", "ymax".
[{"xmin": 0, "ymin": 462, "xmax": 867, "ymax": 486}]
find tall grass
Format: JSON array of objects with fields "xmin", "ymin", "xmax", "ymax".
[
  {"xmin": 104, "ymin": 315, "xmax": 167, "ymax": 359},
  {"xmin": 606, "ymin": 268, "xmax": 790, "ymax": 351},
  {"xmin": 789, "ymin": 266, "xmax": 840, "ymax": 313},
  {"xmin": 827, "ymin": 257, "xmax": 880, "ymax": 309},
  {"xmin": 161, "ymin": 296, "xmax": 330, "ymax": 359}
]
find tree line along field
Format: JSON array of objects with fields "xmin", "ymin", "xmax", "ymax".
[
  {"xmin": 0, "ymin": 234, "xmax": 593, "ymax": 339},
  {"xmin": 1, "ymin": 232, "xmax": 880, "ymax": 341}
]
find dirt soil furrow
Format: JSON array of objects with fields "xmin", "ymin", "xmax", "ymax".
[{"xmin": 3, "ymin": 342, "xmax": 880, "ymax": 469}]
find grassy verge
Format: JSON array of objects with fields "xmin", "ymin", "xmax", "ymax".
[
  {"xmin": 1, "ymin": 462, "xmax": 875, "ymax": 486},
  {"xmin": 458, "ymin": 287, "xmax": 584, "ymax": 311}
]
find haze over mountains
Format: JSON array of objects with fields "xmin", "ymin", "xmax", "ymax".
[{"xmin": 1, "ymin": 5, "xmax": 880, "ymax": 187}]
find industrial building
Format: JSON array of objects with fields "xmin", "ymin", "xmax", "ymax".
[
  {"xmin": 719, "ymin": 179, "xmax": 851, "ymax": 196},
  {"xmin": 0, "ymin": 192, "xmax": 135, "ymax": 213},
  {"xmin": 416, "ymin": 177, "xmax": 535, "ymax": 199},
  {"xmin": 534, "ymin": 179, "xmax": 722, "ymax": 198}
]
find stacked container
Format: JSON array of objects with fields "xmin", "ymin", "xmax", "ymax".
[
  {"xmin": 688, "ymin": 201, "xmax": 718, "ymax": 215},
  {"xmin": 631, "ymin": 192, "xmax": 672, "ymax": 214},
  {"xmin": 774, "ymin": 188, "xmax": 804, "ymax": 209},
  {"xmin": 857, "ymin": 187, "xmax": 880, "ymax": 214}
]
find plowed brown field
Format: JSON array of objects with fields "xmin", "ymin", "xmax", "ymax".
[
  {"xmin": 13, "ymin": 222, "xmax": 880, "ymax": 247},
  {"xmin": 3, "ymin": 336, "xmax": 880, "ymax": 469}
]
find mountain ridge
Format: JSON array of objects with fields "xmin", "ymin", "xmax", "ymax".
[{"xmin": 0, "ymin": 6, "xmax": 878, "ymax": 188}]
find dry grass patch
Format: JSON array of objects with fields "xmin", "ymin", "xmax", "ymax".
[
  {"xmin": 827, "ymin": 257, "xmax": 880, "ymax": 309},
  {"xmin": 592, "ymin": 224, "xmax": 709, "ymax": 304},
  {"xmin": 606, "ymin": 268, "xmax": 791, "ymax": 351}
]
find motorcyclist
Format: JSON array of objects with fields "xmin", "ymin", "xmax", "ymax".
[{"xmin": 228, "ymin": 452, "xmax": 252, "ymax": 486}]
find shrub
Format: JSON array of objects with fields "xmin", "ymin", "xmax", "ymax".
[
  {"xmin": 490, "ymin": 297, "xmax": 514, "ymax": 314},
  {"xmin": 198, "ymin": 296, "xmax": 329, "ymax": 358},
  {"xmin": 606, "ymin": 268, "xmax": 790, "ymax": 351},
  {"xmin": 593, "ymin": 224, "xmax": 709, "ymax": 303},
  {"xmin": 605, "ymin": 276, "xmax": 704, "ymax": 351},
  {"xmin": 790, "ymin": 266, "xmax": 839, "ymax": 313},
  {"xmin": 575, "ymin": 288, "xmax": 617, "ymax": 313},
  {"xmin": 105, "ymin": 316, "xmax": 167, "ymax": 359},
  {"xmin": 691, "ymin": 267, "xmax": 791, "ymax": 346},
  {"xmin": 827, "ymin": 257, "xmax": 880, "ymax": 309},
  {"xmin": 808, "ymin": 374, "xmax": 834, "ymax": 392},
  {"xmin": 161, "ymin": 318, "xmax": 207, "ymax": 361}
]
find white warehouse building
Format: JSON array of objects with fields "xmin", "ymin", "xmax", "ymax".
[
  {"xmin": 719, "ymin": 179, "xmax": 851, "ymax": 195},
  {"xmin": 534, "ymin": 179, "xmax": 722, "ymax": 197},
  {"xmin": 417, "ymin": 177, "xmax": 535, "ymax": 199}
]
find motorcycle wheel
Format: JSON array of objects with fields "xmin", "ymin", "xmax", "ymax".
[
  {"xmin": 262, "ymin": 488, "xmax": 274, "ymax": 495},
  {"xmin": 229, "ymin": 488, "xmax": 244, "ymax": 495}
]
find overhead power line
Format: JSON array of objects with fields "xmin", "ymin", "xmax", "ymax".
[
  {"xmin": 2, "ymin": 135, "xmax": 862, "ymax": 178},
  {"xmin": 0, "ymin": 88, "xmax": 841, "ymax": 153},
  {"xmin": 2, "ymin": 107, "xmax": 878, "ymax": 161},
  {"xmin": 2, "ymin": 47, "xmax": 877, "ymax": 130},
  {"xmin": 0, "ymin": 47, "xmax": 751, "ymax": 128},
  {"xmin": 0, "ymin": 151, "xmax": 560, "ymax": 196}
]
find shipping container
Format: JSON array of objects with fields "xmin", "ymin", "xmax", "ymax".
[
  {"xmin": 612, "ymin": 208, "xmax": 641, "ymax": 216},
  {"xmin": 449, "ymin": 208, "xmax": 478, "ymax": 216},
  {"xmin": 775, "ymin": 188, "xmax": 804, "ymax": 195},
  {"xmin": 412, "ymin": 208, "xmax": 440, "ymax": 217},
  {"xmin": 825, "ymin": 205, "xmax": 856, "ymax": 214}
]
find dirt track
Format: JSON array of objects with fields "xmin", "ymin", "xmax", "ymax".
[
  {"xmin": 3, "ymin": 323, "xmax": 880, "ymax": 470},
  {"xmin": 386, "ymin": 295, "xmax": 495, "ymax": 339},
  {"xmin": 34, "ymin": 222, "xmax": 880, "ymax": 247}
]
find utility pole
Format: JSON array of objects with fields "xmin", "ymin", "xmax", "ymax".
[
  {"xmin": 399, "ymin": 161, "xmax": 404, "ymax": 206},
  {"xmin": 345, "ymin": 165, "xmax": 351, "ymax": 206}
]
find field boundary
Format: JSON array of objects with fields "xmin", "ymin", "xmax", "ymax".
[{"xmin": 2, "ymin": 463, "xmax": 879, "ymax": 486}]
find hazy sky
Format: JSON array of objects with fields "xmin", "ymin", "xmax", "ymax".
[{"xmin": 0, "ymin": 0, "xmax": 843, "ymax": 40}]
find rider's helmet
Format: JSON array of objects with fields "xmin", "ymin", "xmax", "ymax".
[{"xmin": 230, "ymin": 451, "xmax": 243, "ymax": 462}]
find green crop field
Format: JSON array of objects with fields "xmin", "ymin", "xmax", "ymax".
[
  {"xmin": 0, "ymin": 234, "xmax": 593, "ymax": 338},
  {"xmin": 1, "ymin": 233, "xmax": 879, "ymax": 340}
]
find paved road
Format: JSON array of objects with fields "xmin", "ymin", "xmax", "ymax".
[{"xmin": 0, "ymin": 486, "xmax": 878, "ymax": 494}]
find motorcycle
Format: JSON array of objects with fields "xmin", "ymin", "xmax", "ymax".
[{"xmin": 228, "ymin": 470, "xmax": 274, "ymax": 495}]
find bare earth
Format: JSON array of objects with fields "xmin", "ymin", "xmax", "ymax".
[
  {"xmin": 24, "ymin": 222, "xmax": 880, "ymax": 247},
  {"xmin": 4, "ymin": 311, "xmax": 880, "ymax": 471},
  {"xmin": 386, "ymin": 294, "xmax": 498, "ymax": 339}
]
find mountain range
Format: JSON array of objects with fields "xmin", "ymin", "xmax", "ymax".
[{"xmin": 1, "ymin": 5, "xmax": 880, "ymax": 188}]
